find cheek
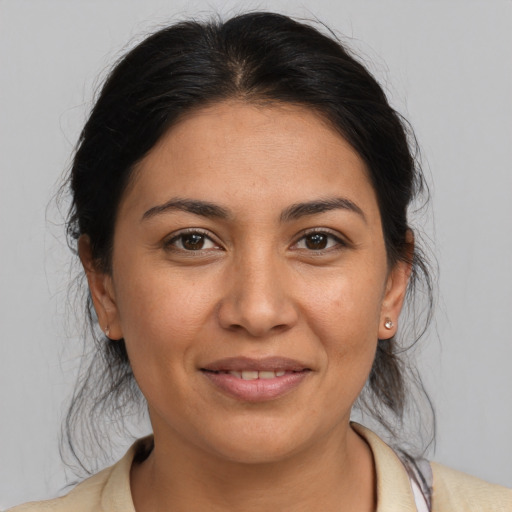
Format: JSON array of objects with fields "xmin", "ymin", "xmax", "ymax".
[
  {"xmin": 113, "ymin": 265, "xmax": 217, "ymax": 380},
  {"xmin": 302, "ymin": 262, "xmax": 385, "ymax": 341},
  {"xmin": 300, "ymin": 265, "xmax": 384, "ymax": 391}
]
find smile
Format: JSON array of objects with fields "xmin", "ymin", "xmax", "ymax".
[
  {"xmin": 200, "ymin": 357, "xmax": 311, "ymax": 402},
  {"xmin": 208, "ymin": 369, "xmax": 289, "ymax": 379}
]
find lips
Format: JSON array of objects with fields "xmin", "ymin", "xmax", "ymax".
[
  {"xmin": 200, "ymin": 357, "xmax": 311, "ymax": 402},
  {"xmin": 222, "ymin": 369, "xmax": 287, "ymax": 380},
  {"xmin": 201, "ymin": 356, "xmax": 309, "ymax": 373}
]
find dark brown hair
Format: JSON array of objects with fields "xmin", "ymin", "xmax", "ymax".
[{"xmin": 64, "ymin": 11, "xmax": 435, "ymax": 474}]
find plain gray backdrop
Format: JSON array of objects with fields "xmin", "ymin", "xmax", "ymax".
[{"xmin": 1, "ymin": 0, "xmax": 511, "ymax": 508}]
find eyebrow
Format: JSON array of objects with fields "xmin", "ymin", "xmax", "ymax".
[
  {"xmin": 280, "ymin": 197, "xmax": 366, "ymax": 223},
  {"xmin": 142, "ymin": 198, "xmax": 230, "ymax": 221},
  {"xmin": 141, "ymin": 196, "xmax": 365, "ymax": 223}
]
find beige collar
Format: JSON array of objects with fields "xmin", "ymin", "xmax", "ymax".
[
  {"xmin": 99, "ymin": 425, "xmax": 417, "ymax": 511},
  {"xmin": 352, "ymin": 423, "xmax": 418, "ymax": 511}
]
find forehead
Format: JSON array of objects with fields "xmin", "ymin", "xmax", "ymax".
[{"xmin": 121, "ymin": 101, "xmax": 380, "ymax": 223}]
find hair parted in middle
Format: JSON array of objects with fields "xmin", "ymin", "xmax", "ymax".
[{"xmin": 64, "ymin": 11, "xmax": 435, "ymax": 474}]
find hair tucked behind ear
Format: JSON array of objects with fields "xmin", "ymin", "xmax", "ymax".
[
  {"xmin": 62, "ymin": 11, "xmax": 436, "ymax": 476},
  {"xmin": 355, "ymin": 239, "xmax": 436, "ymax": 453}
]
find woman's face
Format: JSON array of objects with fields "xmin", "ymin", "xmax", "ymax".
[{"xmin": 84, "ymin": 101, "xmax": 409, "ymax": 463}]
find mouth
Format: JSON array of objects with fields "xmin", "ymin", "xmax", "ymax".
[
  {"xmin": 203, "ymin": 369, "xmax": 296, "ymax": 380},
  {"xmin": 201, "ymin": 356, "xmax": 310, "ymax": 373},
  {"xmin": 200, "ymin": 357, "xmax": 312, "ymax": 402}
]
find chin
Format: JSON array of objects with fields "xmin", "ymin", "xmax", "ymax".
[
  {"xmin": 199, "ymin": 417, "xmax": 317, "ymax": 465},
  {"xmin": 211, "ymin": 439, "xmax": 301, "ymax": 465}
]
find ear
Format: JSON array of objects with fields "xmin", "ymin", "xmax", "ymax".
[
  {"xmin": 378, "ymin": 231, "xmax": 414, "ymax": 340},
  {"xmin": 78, "ymin": 235, "xmax": 123, "ymax": 340}
]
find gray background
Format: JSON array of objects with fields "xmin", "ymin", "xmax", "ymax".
[{"xmin": 1, "ymin": 0, "xmax": 511, "ymax": 507}]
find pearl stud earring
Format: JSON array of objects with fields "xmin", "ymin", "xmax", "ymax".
[{"xmin": 384, "ymin": 318, "xmax": 393, "ymax": 330}]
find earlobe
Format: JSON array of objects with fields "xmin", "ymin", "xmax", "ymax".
[
  {"xmin": 378, "ymin": 259, "xmax": 411, "ymax": 339},
  {"xmin": 378, "ymin": 232, "xmax": 414, "ymax": 340},
  {"xmin": 78, "ymin": 235, "xmax": 123, "ymax": 340}
]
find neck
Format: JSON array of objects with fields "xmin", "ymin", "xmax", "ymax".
[{"xmin": 131, "ymin": 423, "xmax": 376, "ymax": 512}]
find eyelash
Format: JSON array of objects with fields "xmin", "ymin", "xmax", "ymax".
[
  {"xmin": 292, "ymin": 229, "xmax": 347, "ymax": 253},
  {"xmin": 163, "ymin": 228, "xmax": 347, "ymax": 255},
  {"xmin": 164, "ymin": 229, "xmax": 221, "ymax": 253}
]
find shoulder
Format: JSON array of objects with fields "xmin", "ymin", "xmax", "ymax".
[
  {"xmin": 6, "ymin": 436, "xmax": 151, "ymax": 512},
  {"xmin": 431, "ymin": 461, "xmax": 512, "ymax": 512},
  {"xmin": 6, "ymin": 467, "xmax": 113, "ymax": 512}
]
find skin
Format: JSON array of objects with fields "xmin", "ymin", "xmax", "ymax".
[{"xmin": 80, "ymin": 101, "xmax": 411, "ymax": 512}]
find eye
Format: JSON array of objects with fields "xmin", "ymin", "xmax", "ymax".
[
  {"xmin": 166, "ymin": 230, "xmax": 219, "ymax": 251},
  {"xmin": 294, "ymin": 231, "xmax": 344, "ymax": 251}
]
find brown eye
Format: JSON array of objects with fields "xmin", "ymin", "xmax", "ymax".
[
  {"xmin": 294, "ymin": 231, "xmax": 344, "ymax": 251},
  {"xmin": 181, "ymin": 233, "xmax": 206, "ymax": 250},
  {"xmin": 306, "ymin": 233, "xmax": 330, "ymax": 250},
  {"xmin": 167, "ymin": 231, "xmax": 218, "ymax": 251}
]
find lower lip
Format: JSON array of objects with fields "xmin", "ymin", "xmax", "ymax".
[{"xmin": 201, "ymin": 371, "xmax": 310, "ymax": 402}]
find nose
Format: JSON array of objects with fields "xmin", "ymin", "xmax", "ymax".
[{"xmin": 217, "ymin": 250, "xmax": 299, "ymax": 338}]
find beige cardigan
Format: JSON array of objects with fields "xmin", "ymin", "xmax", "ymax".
[{"xmin": 9, "ymin": 425, "xmax": 512, "ymax": 512}]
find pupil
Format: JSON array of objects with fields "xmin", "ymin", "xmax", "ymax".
[
  {"xmin": 306, "ymin": 233, "xmax": 327, "ymax": 250},
  {"xmin": 183, "ymin": 234, "xmax": 204, "ymax": 250}
]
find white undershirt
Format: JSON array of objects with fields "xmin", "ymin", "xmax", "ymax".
[{"xmin": 410, "ymin": 475, "xmax": 430, "ymax": 512}]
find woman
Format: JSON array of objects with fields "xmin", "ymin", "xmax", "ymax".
[{"xmin": 10, "ymin": 11, "xmax": 511, "ymax": 512}]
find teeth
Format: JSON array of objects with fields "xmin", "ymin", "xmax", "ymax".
[
  {"xmin": 241, "ymin": 370, "xmax": 259, "ymax": 380},
  {"xmin": 227, "ymin": 370, "xmax": 288, "ymax": 380}
]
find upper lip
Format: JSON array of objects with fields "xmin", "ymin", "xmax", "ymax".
[{"xmin": 201, "ymin": 356, "xmax": 311, "ymax": 372}]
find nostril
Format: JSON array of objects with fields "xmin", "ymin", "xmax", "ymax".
[{"xmin": 225, "ymin": 323, "xmax": 245, "ymax": 332}]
